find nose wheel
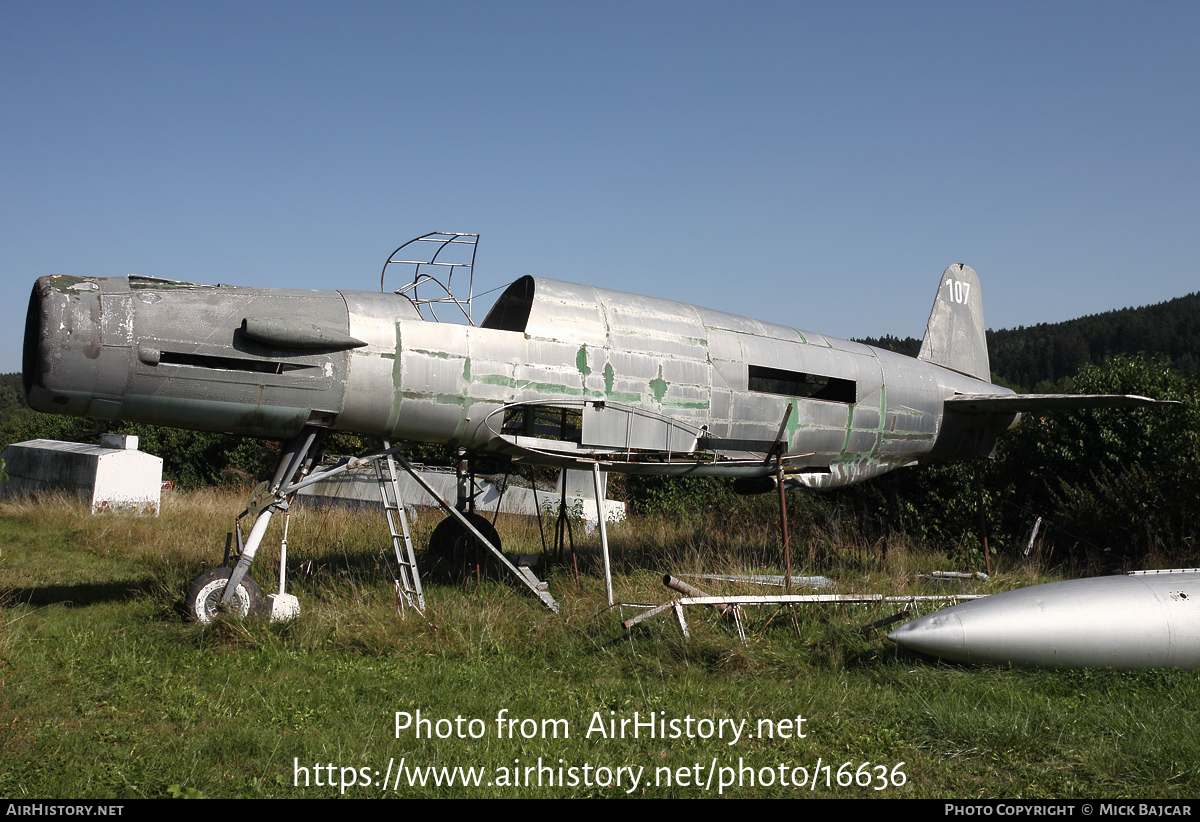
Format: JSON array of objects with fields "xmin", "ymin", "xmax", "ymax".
[{"xmin": 186, "ymin": 567, "xmax": 265, "ymax": 623}]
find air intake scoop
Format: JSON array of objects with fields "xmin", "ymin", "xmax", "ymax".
[{"xmin": 240, "ymin": 317, "xmax": 367, "ymax": 350}]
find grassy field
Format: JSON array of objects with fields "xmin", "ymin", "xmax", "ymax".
[{"xmin": 1, "ymin": 490, "xmax": 1197, "ymax": 798}]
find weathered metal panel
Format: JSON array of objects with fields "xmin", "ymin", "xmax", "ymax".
[
  {"xmin": 340, "ymin": 290, "xmax": 417, "ymax": 434},
  {"xmin": 873, "ymin": 347, "xmax": 942, "ymax": 458},
  {"xmin": 604, "ymin": 348, "xmax": 663, "ymax": 384},
  {"xmin": 521, "ymin": 279, "xmax": 609, "ymax": 347},
  {"xmin": 918, "ymin": 264, "xmax": 989, "ymax": 381},
  {"xmin": 694, "ymin": 304, "xmax": 810, "ymax": 344},
  {"xmin": 581, "ymin": 402, "xmax": 701, "ymax": 452},
  {"xmin": 707, "ymin": 328, "xmax": 745, "ymax": 369},
  {"xmin": 708, "ymin": 388, "xmax": 733, "ymax": 425}
]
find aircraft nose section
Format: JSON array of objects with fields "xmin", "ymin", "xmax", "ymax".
[
  {"xmin": 23, "ymin": 276, "xmax": 134, "ymax": 419},
  {"xmin": 888, "ymin": 609, "xmax": 968, "ymax": 661}
]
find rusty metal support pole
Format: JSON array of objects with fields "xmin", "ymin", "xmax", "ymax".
[
  {"xmin": 663, "ymin": 575, "xmax": 730, "ymax": 614},
  {"xmin": 972, "ymin": 432, "xmax": 992, "ymax": 576},
  {"xmin": 531, "ymin": 468, "xmax": 549, "ymax": 556},
  {"xmin": 553, "ymin": 476, "xmax": 579, "ymax": 583},
  {"xmin": 777, "ymin": 451, "xmax": 792, "ymax": 595}
]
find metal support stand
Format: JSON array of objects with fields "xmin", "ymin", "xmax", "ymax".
[
  {"xmin": 391, "ymin": 452, "xmax": 559, "ymax": 613},
  {"xmin": 453, "ymin": 453, "xmax": 492, "ymax": 580},
  {"xmin": 767, "ymin": 404, "xmax": 798, "ymax": 635},
  {"xmin": 530, "ymin": 468, "xmax": 550, "ymax": 556},
  {"xmin": 278, "ymin": 514, "xmax": 290, "ymax": 595},
  {"xmin": 209, "ymin": 429, "xmax": 556, "ymax": 619},
  {"xmin": 593, "ymin": 462, "xmax": 614, "ymax": 608},
  {"xmin": 373, "ymin": 438, "xmax": 425, "ymax": 616},
  {"xmin": 776, "ymin": 452, "xmax": 792, "ymax": 595}
]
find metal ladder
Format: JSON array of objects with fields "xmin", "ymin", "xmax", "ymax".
[{"xmin": 373, "ymin": 439, "xmax": 425, "ymax": 616}]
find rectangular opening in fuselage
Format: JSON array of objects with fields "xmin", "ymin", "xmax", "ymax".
[
  {"xmin": 501, "ymin": 405, "xmax": 583, "ymax": 443},
  {"xmin": 159, "ymin": 351, "xmax": 315, "ymax": 375},
  {"xmin": 747, "ymin": 365, "xmax": 856, "ymax": 404}
]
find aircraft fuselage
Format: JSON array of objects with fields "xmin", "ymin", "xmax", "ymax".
[{"xmin": 23, "ymin": 271, "xmax": 1014, "ymax": 489}]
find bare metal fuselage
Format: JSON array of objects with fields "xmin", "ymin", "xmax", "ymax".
[{"xmin": 23, "ymin": 272, "xmax": 1014, "ymax": 488}]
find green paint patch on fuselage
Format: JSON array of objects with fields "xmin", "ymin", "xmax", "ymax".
[
  {"xmin": 784, "ymin": 400, "xmax": 802, "ymax": 443},
  {"xmin": 795, "ymin": 329, "xmax": 832, "ymax": 348},
  {"xmin": 475, "ymin": 373, "xmax": 519, "ymax": 388},
  {"xmin": 385, "ymin": 325, "xmax": 405, "ymax": 433},
  {"xmin": 650, "ymin": 367, "xmax": 668, "ymax": 404},
  {"xmin": 519, "ymin": 381, "xmax": 588, "ymax": 398}
]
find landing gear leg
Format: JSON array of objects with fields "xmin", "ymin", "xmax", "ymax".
[{"xmin": 185, "ymin": 425, "xmax": 325, "ymax": 622}]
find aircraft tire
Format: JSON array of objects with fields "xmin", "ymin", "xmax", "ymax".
[
  {"xmin": 428, "ymin": 513, "xmax": 502, "ymax": 573},
  {"xmin": 186, "ymin": 567, "xmax": 265, "ymax": 623}
]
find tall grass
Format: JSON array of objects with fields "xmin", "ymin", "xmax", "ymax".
[{"xmin": 1, "ymin": 490, "xmax": 1195, "ymax": 798}]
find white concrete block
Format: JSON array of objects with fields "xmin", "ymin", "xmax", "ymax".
[{"xmin": 1, "ymin": 439, "xmax": 163, "ymax": 515}]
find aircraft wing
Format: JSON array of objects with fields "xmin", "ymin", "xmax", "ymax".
[{"xmin": 945, "ymin": 393, "xmax": 1178, "ymax": 414}]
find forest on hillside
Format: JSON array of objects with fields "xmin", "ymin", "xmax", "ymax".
[
  {"xmin": 4, "ymin": 289, "xmax": 1198, "ymax": 571},
  {"xmin": 857, "ymin": 291, "xmax": 1200, "ymax": 388}
]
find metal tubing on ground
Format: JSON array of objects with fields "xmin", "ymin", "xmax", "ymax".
[
  {"xmin": 663, "ymin": 575, "xmax": 730, "ymax": 614},
  {"xmin": 623, "ymin": 593, "xmax": 985, "ymax": 631}
]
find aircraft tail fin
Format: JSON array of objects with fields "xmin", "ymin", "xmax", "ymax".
[{"xmin": 918, "ymin": 264, "xmax": 990, "ymax": 381}]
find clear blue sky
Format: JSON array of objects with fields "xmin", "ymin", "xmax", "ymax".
[{"xmin": 3, "ymin": 1, "xmax": 1197, "ymax": 373}]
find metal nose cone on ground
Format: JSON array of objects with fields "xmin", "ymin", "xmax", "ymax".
[{"xmin": 888, "ymin": 570, "xmax": 1200, "ymax": 669}]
